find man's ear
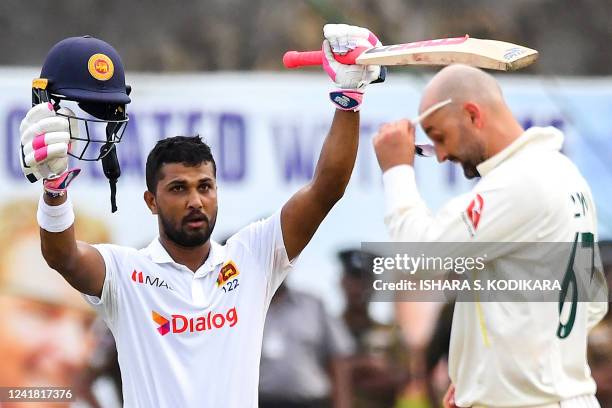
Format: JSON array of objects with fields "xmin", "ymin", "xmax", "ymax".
[
  {"xmin": 464, "ymin": 102, "xmax": 484, "ymax": 129},
  {"xmin": 144, "ymin": 190, "xmax": 158, "ymax": 215}
]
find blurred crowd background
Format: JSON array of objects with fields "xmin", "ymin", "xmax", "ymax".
[
  {"xmin": 1, "ymin": 0, "xmax": 610, "ymax": 74},
  {"xmin": 1, "ymin": 1, "xmax": 610, "ymax": 407}
]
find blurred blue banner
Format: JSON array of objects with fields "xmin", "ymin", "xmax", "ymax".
[{"xmin": 2, "ymin": 68, "xmax": 611, "ymax": 312}]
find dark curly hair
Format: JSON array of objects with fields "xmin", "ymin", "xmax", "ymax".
[{"xmin": 145, "ymin": 135, "xmax": 216, "ymax": 193}]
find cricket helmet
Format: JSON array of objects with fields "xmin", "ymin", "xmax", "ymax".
[
  {"xmin": 32, "ymin": 36, "xmax": 132, "ymax": 212},
  {"xmin": 34, "ymin": 35, "xmax": 131, "ymax": 162}
]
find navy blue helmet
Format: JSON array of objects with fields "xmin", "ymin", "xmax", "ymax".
[
  {"xmin": 41, "ymin": 36, "xmax": 130, "ymax": 106},
  {"xmin": 33, "ymin": 36, "xmax": 132, "ymax": 211}
]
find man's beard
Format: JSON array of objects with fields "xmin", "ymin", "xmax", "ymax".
[
  {"xmin": 448, "ymin": 156, "xmax": 481, "ymax": 179},
  {"xmin": 159, "ymin": 209, "xmax": 217, "ymax": 248},
  {"xmin": 457, "ymin": 127, "xmax": 484, "ymax": 179},
  {"xmin": 462, "ymin": 162, "xmax": 481, "ymax": 179}
]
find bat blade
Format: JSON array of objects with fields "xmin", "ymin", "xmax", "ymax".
[
  {"xmin": 283, "ymin": 35, "xmax": 538, "ymax": 71},
  {"xmin": 355, "ymin": 36, "xmax": 538, "ymax": 71}
]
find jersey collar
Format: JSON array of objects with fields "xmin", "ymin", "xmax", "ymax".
[
  {"xmin": 144, "ymin": 237, "xmax": 227, "ymax": 271},
  {"xmin": 197, "ymin": 241, "xmax": 227, "ymax": 275},
  {"xmin": 476, "ymin": 126, "xmax": 564, "ymax": 177}
]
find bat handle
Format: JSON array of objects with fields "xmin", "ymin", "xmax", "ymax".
[
  {"xmin": 282, "ymin": 47, "xmax": 368, "ymax": 68},
  {"xmin": 283, "ymin": 51, "xmax": 323, "ymax": 68}
]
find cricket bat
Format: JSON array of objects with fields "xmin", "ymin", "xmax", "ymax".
[{"xmin": 283, "ymin": 35, "xmax": 538, "ymax": 71}]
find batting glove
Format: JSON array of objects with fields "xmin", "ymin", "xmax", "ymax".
[
  {"xmin": 19, "ymin": 103, "xmax": 80, "ymax": 195},
  {"xmin": 322, "ymin": 24, "xmax": 383, "ymax": 111}
]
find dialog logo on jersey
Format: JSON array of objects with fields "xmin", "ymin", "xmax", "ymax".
[
  {"xmin": 131, "ymin": 270, "xmax": 173, "ymax": 290},
  {"xmin": 151, "ymin": 308, "xmax": 239, "ymax": 336},
  {"xmin": 152, "ymin": 311, "xmax": 170, "ymax": 336},
  {"xmin": 462, "ymin": 193, "xmax": 484, "ymax": 236},
  {"xmin": 216, "ymin": 261, "xmax": 240, "ymax": 287}
]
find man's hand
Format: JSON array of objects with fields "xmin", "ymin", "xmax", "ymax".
[
  {"xmin": 25, "ymin": 104, "xmax": 104, "ymax": 297},
  {"xmin": 322, "ymin": 24, "xmax": 382, "ymax": 111},
  {"xmin": 443, "ymin": 383, "xmax": 457, "ymax": 408},
  {"xmin": 20, "ymin": 103, "xmax": 80, "ymax": 194},
  {"xmin": 372, "ymin": 119, "xmax": 417, "ymax": 171}
]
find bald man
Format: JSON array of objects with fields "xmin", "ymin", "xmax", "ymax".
[{"xmin": 373, "ymin": 64, "xmax": 607, "ymax": 408}]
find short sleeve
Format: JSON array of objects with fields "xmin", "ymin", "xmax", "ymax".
[
  {"xmin": 82, "ymin": 243, "xmax": 122, "ymax": 327},
  {"xmin": 228, "ymin": 210, "xmax": 296, "ymax": 305}
]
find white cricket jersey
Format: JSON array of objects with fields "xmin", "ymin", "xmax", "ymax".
[
  {"xmin": 383, "ymin": 127, "xmax": 608, "ymax": 407},
  {"xmin": 83, "ymin": 211, "xmax": 293, "ymax": 407}
]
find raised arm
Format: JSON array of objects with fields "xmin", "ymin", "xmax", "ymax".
[
  {"xmin": 280, "ymin": 24, "xmax": 383, "ymax": 260},
  {"xmin": 21, "ymin": 103, "xmax": 106, "ymax": 297},
  {"xmin": 39, "ymin": 195, "xmax": 106, "ymax": 297},
  {"xmin": 281, "ymin": 110, "xmax": 359, "ymax": 260}
]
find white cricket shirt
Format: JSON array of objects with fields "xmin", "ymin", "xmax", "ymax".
[
  {"xmin": 383, "ymin": 127, "xmax": 608, "ymax": 407},
  {"xmin": 84, "ymin": 211, "xmax": 293, "ymax": 407}
]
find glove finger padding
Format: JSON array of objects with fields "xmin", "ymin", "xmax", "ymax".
[
  {"xmin": 323, "ymin": 24, "xmax": 377, "ymax": 54},
  {"xmin": 47, "ymin": 157, "xmax": 69, "ymax": 176},
  {"xmin": 22, "ymin": 131, "xmax": 70, "ymax": 156},
  {"xmin": 21, "ymin": 117, "xmax": 70, "ymax": 144},
  {"xmin": 322, "ymin": 40, "xmax": 381, "ymax": 111},
  {"xmin": 321, "ymin": 24, "xmax": 383, "ymax": 111},
  {"xmin": 56, "ymin": 107, "xmax": 79, "ymax": 158},
  {"xmin": 19, "ymin": 102, "xmax": 56, "ymax": 135},
  {"xmin": 24, "ymin": 142, "xmax": 68, "ymax": 168},
  {"xmin": 19, "ymin": 104, "xmax": 79, "ymax": 182},
  {"xmin": 322, "ymin": 40, "xmax": 381, "ymax": 90},
  {"xmin": 22, "ymin": 155, "xmax": 66, "ymax": 182}
]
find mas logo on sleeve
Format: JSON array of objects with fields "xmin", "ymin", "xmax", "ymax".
[
  {"xmin": 462, "ymin": 193, "xmax": 484, "ymax": 236},
  {"xmin": 131, "ymin": 270, "xmax": 173, "ymax": 291}
]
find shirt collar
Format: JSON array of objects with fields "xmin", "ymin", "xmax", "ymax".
[
  {"xmin": 476, "ymin": 126, "xmax": 564, "ymax": 177},
  {"xmin": 144, "ymin": 237, "xmax": 227, "ymax": 270},
  {"xmin": 199, "ymin": 241, "xmax": 227, "ymax": 273}
]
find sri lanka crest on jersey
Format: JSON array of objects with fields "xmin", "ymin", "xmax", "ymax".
[{"xmin": 216, "ymin": 261, "xmax": 240, "ymax": 287}]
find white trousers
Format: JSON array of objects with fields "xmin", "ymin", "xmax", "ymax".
[
  {"xmin": 559, "ymin": 394, "xmax": 601, "ymax": 408},
  {"xmin": 472, "ymin": 394, "xmax": 600, "ymax": 408}
]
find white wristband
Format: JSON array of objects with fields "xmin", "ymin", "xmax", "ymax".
[
  {"xmin": 382, "ymin": 165, "xmax": 420, "ymax": 215},
  {"xmin": 37, "ymin": 194, "xmax": 75, "ymax": 233}
]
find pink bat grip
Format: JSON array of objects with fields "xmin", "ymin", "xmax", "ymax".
[
  {"xmin": 283, "ymin": 51, "xmax": 323, "ymax": 68},
  {"xmin": 282, "ymin": 47, "xmax": 367, "ymax": 68}
]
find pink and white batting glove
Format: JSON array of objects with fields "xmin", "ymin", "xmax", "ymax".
[
  {"xmin": 322, "ymin": 24, "xmax": 383, "ymax": 111},
  {"xmin": 19, "ymin": 103, "xmax": 81, "ymax": 196}
]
